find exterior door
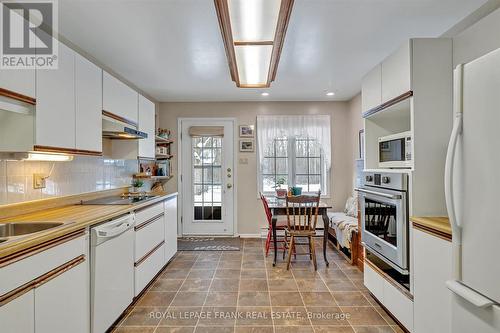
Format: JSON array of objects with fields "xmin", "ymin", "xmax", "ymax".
[{"xmin": 180, "ymin": 119, "xmax": 235, "ymax": 235}]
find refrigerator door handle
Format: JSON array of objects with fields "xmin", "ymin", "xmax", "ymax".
[
  {"xmin": 446, "ymin": 280, "xmax": 496, "ymax": 308},
  {"xmin": 445, "ymin": 64, "xmax": 464, "ymax": 231}
]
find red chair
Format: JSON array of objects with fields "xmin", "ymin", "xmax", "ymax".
[{"xmin": 260, "ymin": 193, "xmax": 287, "ymax": 256}]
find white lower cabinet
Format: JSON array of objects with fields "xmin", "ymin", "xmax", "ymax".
[
  {"xmin": 413, "ymin": 229, "xmax": 452, "ymax": 333},
  {"xmin": 0, "ymin": 289, "xmax": 35, "ymax": 333},
  {"xmin": 34, "ymin": 260, "xmax": 88, "ymax": 333},
  {"xmin": 0, "ymin": 234, "xmax": 88, "ymax": 333},
  {"xmin": 164, "ymin": 196, "xmax": 178, "ymax": 263},
  {"xmin": 135, "ymin": 243, "xmax": 165, "ymax": 296},
  {"xmin": 364, "ymin": 262, "xmax": 414, "ymax": 331}
]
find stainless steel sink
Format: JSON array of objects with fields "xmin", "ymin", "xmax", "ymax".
[{"xmin": 0, "ymin": 222, "xmax": 64, "ymax": 238}]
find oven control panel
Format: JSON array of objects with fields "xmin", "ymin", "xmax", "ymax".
[{"xmin": 364, "ymin": 172, "xmax": 407, "ymax": 191}]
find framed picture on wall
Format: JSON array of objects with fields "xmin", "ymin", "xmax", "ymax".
[
  {"xmin": 239, "ymin": 140, "xmax": 254, "ymax": 152},
  {"xmin": 239, "ymin": 125, "xmax": 255, "ymax": 137},
  {"xmin": 358, "ymin": 129, "xmax": 365, "ymax": 159}
]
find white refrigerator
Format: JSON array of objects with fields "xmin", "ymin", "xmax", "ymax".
[{"xmin": 445, "ymin": 48, "xmax": 500, "ymax": 332}]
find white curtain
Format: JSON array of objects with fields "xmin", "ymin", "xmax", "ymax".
[{"xmin": 256, "ymin": 115, "xmax": 332, "ymax": 169}]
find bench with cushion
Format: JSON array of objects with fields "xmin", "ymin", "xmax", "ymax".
[{"xmin": 327, "ymin": 195, "xmax": 360, "ymax": 265}]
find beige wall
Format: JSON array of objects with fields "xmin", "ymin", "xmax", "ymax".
[
  {"xmin": 453, "ymin": 6, "xmax": 500, "ymax": 65},
  {"xmin": 159, "ymin": 101, "xmax": 354, "ymax": 235},
  {"xmin": 347, "ymin": 94, "xmax": 363, "ymax": 190}
]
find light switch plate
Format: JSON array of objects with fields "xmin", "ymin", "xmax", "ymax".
[
  {"xmin": 239, "ymin": 157, "xmax": 248, "ymax": 165},
  {"xmin": 33, "ymin": 174, "xmax": 46, "ymax": 189}
]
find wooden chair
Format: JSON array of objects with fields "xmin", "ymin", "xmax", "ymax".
[
  {"xmin": 283, "ymin": 191, "xmax": 321, "ymax": 270},
  {"xmin": 260, "ymin": 193, "xmax": 287, "ymax": 256}
]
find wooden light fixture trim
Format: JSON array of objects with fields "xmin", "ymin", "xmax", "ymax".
[{"xmin": 214, "ymin": 0, "xmax": 294, "ymax": 88}]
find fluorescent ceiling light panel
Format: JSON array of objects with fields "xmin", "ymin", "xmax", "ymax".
[
  {"xmin": 215, "ymin": 0, "xmax": 293, "ymax": 88},
  {"xmin": 228, "ymin": 0, "xmax": 281, "ymax": 42},
  {"xmin": 235, "ymin": 45, "xmax": 273, "ymax": 86}
]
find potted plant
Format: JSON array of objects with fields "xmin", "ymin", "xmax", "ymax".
[
  {"xmin": 131, "ymin": 179, "xmax": 144, "ymax": 193},
  {"xmin": 274, "ymin": 177, "xmax": 288, "ymax": 198}
]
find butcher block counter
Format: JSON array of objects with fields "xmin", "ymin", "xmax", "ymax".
[
  {"xmin": 411, "ymin": 216, "xmax": 452, "ymax": 241},
  {"xmin": 0, "ymin": 189, "xmax": 178, "ymax": 259}
]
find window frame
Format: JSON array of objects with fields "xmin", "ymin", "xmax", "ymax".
[{"xmin": 259, "ymin": 136, "xmax": 330, "ymax": 197}]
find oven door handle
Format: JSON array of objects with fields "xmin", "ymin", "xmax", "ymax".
[{"xmin": 356, "ymin": 188, "xmax": 401, "ymax": 200}]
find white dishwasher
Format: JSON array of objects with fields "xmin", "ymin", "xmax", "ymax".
[{"xmin": 90, "ymin": 213, "xmax": 135, "ymax": 333}]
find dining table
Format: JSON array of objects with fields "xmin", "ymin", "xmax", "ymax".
[{"xmin": 266, "ymin": 196, "xmax": 332, "ymax": 267}]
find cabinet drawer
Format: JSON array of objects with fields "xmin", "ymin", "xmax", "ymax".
[
  {"xmin": 0, "ymin": 232, "xmax": 86, "ymax": 295},
  {"xmin": 135, "ymin": 213, "xmax": 165, "ymax": 261},
  {"xmin": 134, "ymin": 242, "xmax": 164, "ymax": 296},
  {"xmin": 383, "ymin": 280, "xmax": 414, "ymax": 331},
  {"xmin": 135, "ymin": 202, "xmax": 164, "ymax": 225},
  {"xmin": 364, "ymin": 263, "xmax": 384, "ymax": 301}
]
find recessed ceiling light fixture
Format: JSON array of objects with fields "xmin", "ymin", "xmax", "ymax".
[
  {"xmin": 215, "ymin": 0, "xmax": 294, "ymax": 88},
  {"xmin": 261, "ymin": 92, "xmax": 270, "ymax": 96},
  {"xmin": 326, "ymin": 92, "xmax": 335, "ymax": 96}
]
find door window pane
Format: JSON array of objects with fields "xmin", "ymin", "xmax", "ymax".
[{"xmin": 192, "ymin": 136, "xmax": 223, "ymax": 221}]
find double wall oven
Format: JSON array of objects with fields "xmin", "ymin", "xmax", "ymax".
[{"xmin": 358, "ymin": 172, "xmax": 409, "ymax": 274}]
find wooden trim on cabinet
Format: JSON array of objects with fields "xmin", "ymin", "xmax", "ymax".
[
  {"xmin": 364, "ymin": 258, "xmax": 414, "ymax": 301},
  {"xmin": 268, "ymin": 0, "xmax": 294, "ymax": 83},
  {"xmin": 0, "ymin": 255, "xmax": 85, "ymax": 306},
  {"xmin": 134, "ymin": 240, "xmax": 165, "ymax": 267},
  {"xmin": 362, "ymin": 91, "xmax": 413, "ymax": 118},
  {"xmin": 413, "ymin": 222, "xmax": 452, "ymax": 242},
  {"xmin": 33, "ymin": 255, "xmax": 85, "ymax": 288},
  {"xmin": 0, "ymin": 230, "xmax": 85, "ymax": 268},
  {"xmin": 134, "ymin": 213, "xmax": 164, "ymax": 231},
  {"xmin": 102, "ymin": 110, "xmax": 138, "ymax": 128},
  {"xmin": 33, "ymin": 145, "xmax": 102, "ymax": 156},
  {"xmin": 0, "ymin": 87, "xmax": 36, "ymax": 105}
]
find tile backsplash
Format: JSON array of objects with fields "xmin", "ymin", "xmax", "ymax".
[{"xmin": 0, "ymin": 156, "xmax": 138, "ymax": 205}]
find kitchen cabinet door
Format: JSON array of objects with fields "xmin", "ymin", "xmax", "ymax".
[
  {"xmin": 34, "ymin": 259, "xmax": 88, "ymax": 333},
  {"xmin": 75, "ymin": 53, "xmax": 102, "ymax": 153},
  {"xmin": 413, "ymin": 229, "xmax": 452, "ymax": 333},
  {"xmin": 0, "ymin": 289, "xmax": 35, "ymax": 333},
  {"xmin": 361, "ymin": 64, "xmax": 382, "ymax": 113},
  {"xmin": 103, "ymin": 71, "xmax": 138, "ymax": 124},
  {"xmin": 164, "ymin": 196, "xmax": 178, "ymax": 263},
  {"xmin": 381, "ymin": 40, "xmax": 412, "ymax": 102},
  {"xmin": 0, "ymin": 69, "xmax": 35, "ymax": 100},
  {"xmin": 138, "ymin": 95, "xmax": 156, "ymax": 159},
  {"xmin": 36, "ymin": 41, "xmax": 76, "ymax": 149}
]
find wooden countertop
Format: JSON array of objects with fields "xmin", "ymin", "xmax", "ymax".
[
  {"xmin": 411, "ymin": 216, "xmax": 452, "ymax": 241},
  {"xmin": 0, "ymin": 192, "xmax": 178, "ymax": 259}
]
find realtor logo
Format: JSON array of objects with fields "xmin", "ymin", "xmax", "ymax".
[{"xmin": 0, "ymin": 0, "xmax": 58, "ymax": 69}]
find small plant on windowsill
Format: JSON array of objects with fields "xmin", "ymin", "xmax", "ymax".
[
  {"xmin": 131, "ymin": 179, "xmax": 144, "ymax": 193},
  {"xmin": 274, "ymin": 177, "xmax": 288, "ymax": 198}
]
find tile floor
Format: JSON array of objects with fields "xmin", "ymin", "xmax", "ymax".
[{"xmin": 111, "ymin": 238, "xmax": 404, "ymax": 333}]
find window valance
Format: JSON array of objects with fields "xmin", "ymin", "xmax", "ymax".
[{"xmin": 256, "ymin": 115, "xmax": 331, "ymax": 169}]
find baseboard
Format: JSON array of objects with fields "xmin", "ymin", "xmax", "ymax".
[{"xmin": 238, "ymin": 233, "xmax": 264, "ymax": 238}]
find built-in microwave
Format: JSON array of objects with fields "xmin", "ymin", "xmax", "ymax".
[{"xmin": 378, "ymin": 131, "xmax": 412, "ymax": 168}]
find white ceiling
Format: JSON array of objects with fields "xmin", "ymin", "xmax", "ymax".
[{"xmin": 58, "ymin": 0, "xmax": 487, "ymax": 102}]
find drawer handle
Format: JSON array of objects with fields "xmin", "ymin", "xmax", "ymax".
[
  {"xmin": 134, "ymin": 241, "xmax": 165, "ymax": 267},
  {"xmin": 135, "ymin": 213, "xmax": 164, "ymax": 231}
]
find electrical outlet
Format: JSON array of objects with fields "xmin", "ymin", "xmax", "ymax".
[{"xmin": 33, "ymin": 174, "xmax": 46, "ymax": 189}]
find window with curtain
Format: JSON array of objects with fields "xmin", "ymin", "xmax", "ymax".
[{"xmin": 257, "ymin": 115, "xmax": 331, "ymax": 196}]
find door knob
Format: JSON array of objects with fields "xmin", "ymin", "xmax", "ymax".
[{"xmin": 227, "ymin": 183, "xmax": 233, "ymax": 189}]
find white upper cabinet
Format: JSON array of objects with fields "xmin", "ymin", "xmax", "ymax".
[
  {"xmin": 138, "ymin": 95, "xmax": 156, "ymax": 159},
  {"xmin": 75, "ymin": 54, "xmax": 102, "ymax": 153},
  {"xmin": 36, "ymin": 41, "xmax": 76, "ymax": 149},
  {"xmin": 103, "ymin": 71, "xmax": 138, "ymax": 124},
  {"xmin": 362, "ymin": 64, "xmax": 382, "ymax": 112},
  {"xmin": 381, "ymin": 40, "xmax": 412, "ymax": 102},
  {"xmin": 0, "ymin": 69, "xmax": 35, "ymax": 99}
]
